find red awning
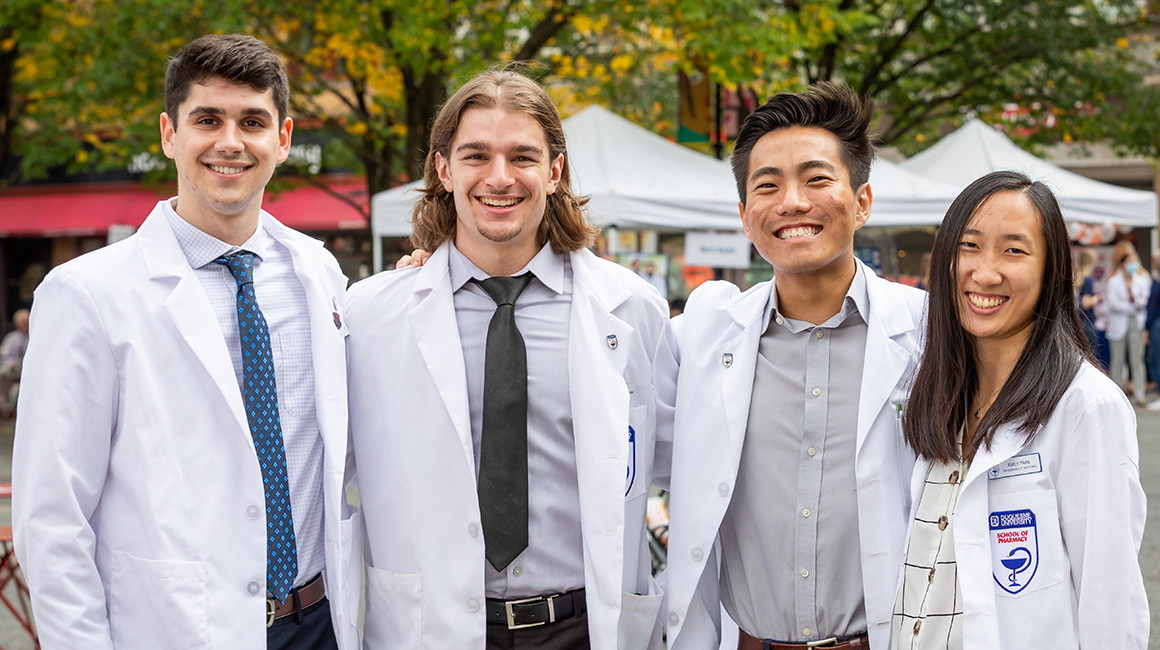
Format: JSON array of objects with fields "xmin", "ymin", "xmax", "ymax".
[{"xmin": 0, "ymin": 183, "xmax": 369, "ymax": 238}]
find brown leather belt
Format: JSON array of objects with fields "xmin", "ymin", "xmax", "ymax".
[
  {"xmin": 266, "ymin": 573, "xmax": 326, "ymax": 628},
  {"xmin": 739, "ymin": 630, "xmax": 869, "ymax": 650}
]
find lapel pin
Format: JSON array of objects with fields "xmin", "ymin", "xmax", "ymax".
[
  {"xmin": 332, "ymin": 297, "xmax": 342, "ymax": 329},
  {"xmin": 606, "ymin": 334, "xmax": 618, "ymax": 350},
  {"xmin": 723, "ymin": 353, "xmax": 733, "ymax": 368}
]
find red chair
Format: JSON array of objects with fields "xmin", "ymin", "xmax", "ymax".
[{"xmin": 0, "ymin": 483, "xmax": 39, "ymax": 649}]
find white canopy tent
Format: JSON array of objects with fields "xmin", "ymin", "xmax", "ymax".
[
  {"xmin": 371, "ymin": 105, "xmax": 962, "ymax": 271},
  {"xmin": 900, "ymin": 118, "xmax": 1158, "ymax": 227}
]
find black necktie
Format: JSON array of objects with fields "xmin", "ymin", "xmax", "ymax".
[{"xmin": 476, "ymin": 273, "xmax": 534, "ymax": 571}]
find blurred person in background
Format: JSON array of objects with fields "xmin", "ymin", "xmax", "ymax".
[
  {"xmin": 1105, "ymin": 241, "xmax": 1150, "ymax": 406},
  {"xmin": 1074, "ymin": 249, "xmax": 1104, "ymax": 366},
  {"xmin": 0, "ymin": 309, "xmax": 29, "ymax": 414},
  {"xmin": 1146, "ymin": 252, "xmax": 1160, "ymax": 409}
]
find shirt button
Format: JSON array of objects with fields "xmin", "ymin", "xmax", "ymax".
[
  {"xmin": 512, "ymin": 566, "xmax": 522, "ymax": 577},
  {"xmin": 668, "ymin": 612, "xmax": 680, "ymax": 626},
  {"xmin": 807, "ymin": 447, "xmax": 817, "ymax": 457},
  {"xmin": 928, "ymin": 567, "xmax": 936, "ymax": 583},
  {"xmin": 247, "ymin": 581, "xmax": 260, "ymax": 595},
  {"xmin": 802, "ymin": 508, "xmax": 811, "ymax": 518},
  {"xmin": 776, "ymin": 317, "xmax": 784, "ymax": 325},
  {"xmin": 468, "ymin": 524, "xmax": 479, "ymax": 538},
  {"xmin": 691, "ymin": 547, "xmax": 704, "ymax": 561},
  {"xmin": 803, "ymin": 628, "xmax": 812, "ymax": 637},
  {"xmin": 718, "ymin": 483, "xmax": 730, "ymax": 496},
  {"xmin": 815, "ymin": 330, "xmax": 824, "ymax": 339},
  {"xmin": 800, "ymin": 569, "xmax": 809, "ymax": 578},
  {"xmin": 467, "ymin": 598, "xmax": 480, "ymax": 613},
  {"xmin": 246, "ymin": 505, "xmax": 259, "ymax": 519},
  {"xmin": 938, "ymin": 515, "xmax": 949, "ymax": 531},
  {"xmin": 812, "ymin": 387, "xmax": 821, "ymax": 397},
  {"xmin": 913, "ymin": 620, "xmax": 922, "ymax": 635},
  {"xmin": 949, "ymin": 471, "xmax": 960, "ymax": 485}
]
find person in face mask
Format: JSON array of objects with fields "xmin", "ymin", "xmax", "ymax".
[{"xmin": 1105, "ymin": 241, "xmax": 1151, "ymax": 406}]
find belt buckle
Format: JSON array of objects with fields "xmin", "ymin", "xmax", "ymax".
[
  {"xmin": 266, "ymin": 597, "xmax": 276, "ymax": 628},
  {"xmin": 806, "ymin": 638, "xmax": 838, "ymax": 648},
  {"xmin": 504, "ymin": 595, "xmax": 553, "ymax": 630}
]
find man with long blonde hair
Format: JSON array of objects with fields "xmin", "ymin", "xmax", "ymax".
[{"xmin": 345, "ymin": 69, "xmax": 674, "ymax": 650}]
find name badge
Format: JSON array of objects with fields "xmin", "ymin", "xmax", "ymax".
[{"xmin": 987, "ymin": 452, "xmax": 1042, "ymax": 480}]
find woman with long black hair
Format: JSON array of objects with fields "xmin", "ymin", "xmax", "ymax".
[{"xmin": 891, "ymin": 171, "xmax": 1146, "ymax": 649}]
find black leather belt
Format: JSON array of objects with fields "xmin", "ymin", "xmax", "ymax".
[{"xmin": 485, "ymin": 588, "xmax": 586, "ymax": 630}]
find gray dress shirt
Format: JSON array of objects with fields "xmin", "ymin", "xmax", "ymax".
[
  {"xmin": 448, "ymin": 242, "xmax": 585, "ymax": 598},
  {"xmin": 719, "ymin": 265, "xmax": 869, "ymax": 642},
  {"xmin": 163, "ymin": 201, "xmax": 325, "ymax": 590}
]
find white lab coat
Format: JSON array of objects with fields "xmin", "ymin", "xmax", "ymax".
[
  {"xmin": 12, "ymin": 203, "xmax": 362, "ymax": 650},
  {"xmin": 344, "ymin": 243, "xmax": 674, "ymax": 650},
  {"xmin": 663, "ymin": 261, "xmax": 926, "ymax": 650},
  {"xmin": 903, "ymin": 362, "xmax": 1147, "ymax": 649},
  {"xmin": 1104, "ymin": 271, "xmax": 1150, "ymax": 341}
]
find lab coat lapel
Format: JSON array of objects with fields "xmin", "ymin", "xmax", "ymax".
[
  {"xmin": 407, "ymin": 243, "xmax": 474, "ymax": 469},
  {"xmin": 719, "ymin": 281, "xmax": 772, "ymax": 468},
  {"xmin": 961, "ymin": 425, "xmax": 1026, "ymax": 494},
  {"xmin": 263, "ymin": 213, "xmax": 348, "ymax": 473},
  {"xmin": 139, "ymin": 205, "xmax": 249, "ymax": 438},
  {"xmin": 569, "ymin": 250, "xmax": 633, "ymax": 646},
  {"xmin": 857, "ymin": 265, "xmax": 916, "ymax": 456}
]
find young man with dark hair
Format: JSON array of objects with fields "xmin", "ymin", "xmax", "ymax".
[
  {"xmin": 345, "ymin": 69, "xmax": 674, "ymax": 650},
  {"xmin": 662, "ymin": 82, "xmax": 927, "ymax": 650},
  {"xmin": 13, "ymin": 34, "xmax": 360, "ymax": 650}
]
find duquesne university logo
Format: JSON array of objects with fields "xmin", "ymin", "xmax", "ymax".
[{"xmin": 989, "ymin": 508, "xmax": 1038, "ymax": 594}]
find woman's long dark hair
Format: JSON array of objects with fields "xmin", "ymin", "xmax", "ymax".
[{"xmin": 903, "ymin": 171, "xmax": 1093, "ymax": 463}]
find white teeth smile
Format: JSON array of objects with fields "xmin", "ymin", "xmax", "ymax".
[
  {"xmin": 208, "ymin": 164, "xmax": 247, "ymax": 175},
  {"xmin": 480, "ymin": 197, "xmax": 522, "ymax": 208},
  {"xmin": 969, "ymin": 294, "xmax": 1007, "ymax": 309},
  {"xmin": 776, "ymin": 226, "xmax": 821, "ymax": 239}
]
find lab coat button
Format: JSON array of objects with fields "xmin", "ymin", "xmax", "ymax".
[
  {"xmin": 467, "ymin": 598, "xmax": 480, "ymax": 613},
  {"xmin": 717, "ymin": 482, "xmax": 729, "ymax": 496},
  {"xmin": 247, "ymin": 581, "xmax": 260, "ymax": 595},
  {"xmin": 246, "ymin": 505, "xmax": 259, "ymax": 519},
  {"xmin": 691, "ymin": 547, "xmax": 704, "ymax": 562},
  {"xmin": 468, "ymin": 523, "xmax": 479, "ymax": 538},
  {"xmin": 668, "ymin": 612, "xmax": 680, "ymax": 626}
]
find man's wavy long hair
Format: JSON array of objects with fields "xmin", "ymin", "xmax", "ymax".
[
  {"xmin": 410, "ymin": 69, "xmax": 596, "ymax": 253},
  {"xmin": 903, "ymin": 171, "xmax": 1091, "ymax": 463}
]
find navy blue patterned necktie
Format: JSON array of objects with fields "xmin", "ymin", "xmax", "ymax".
[{"xmin": 215, "ymin": 251, "xmax": 297, "ymax": 602}]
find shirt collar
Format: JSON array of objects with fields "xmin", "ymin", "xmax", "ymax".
[
  {"xmin": 765, "ymin": 261, "xmax": 870, "ymax": 331},
  {"xmin": 162, "ymin": 198, "xmax": 270, "ymax": 269},
  {"xmin": 448, "ymin": 240, "xmax": 565, "ymax": 294}
]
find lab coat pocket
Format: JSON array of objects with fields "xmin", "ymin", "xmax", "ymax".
[
  {"xmin": 108, "ymin": 551, "xmax": 207, "ymax": 650},
  {"xmin": 363, "ymin": 564, "xmax": 422, "ymax": 650},
  {"xmin": 338, "ymin": 509, "xmax": 364, "ymax": 646},
  {"xmin": 988, "ymin": 489, "xmax": 1066, "ymax": 599},
  {"xmin": 625, "ymin": 405, "xmax": 648, "ymax": 501},
  {"xmin": 618, "ymin": 575, "xmax": 664, "ymax": 650}
]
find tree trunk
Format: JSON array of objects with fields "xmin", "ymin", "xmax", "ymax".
[
  {"xmin": 0, "ymin": 30, "xmax": 18, "ymax": 191},
  {"xmin": 402, "ymin": 65, "xmax": 448, "ymax": 183}
]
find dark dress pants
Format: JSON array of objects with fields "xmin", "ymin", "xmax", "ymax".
[
  {"xmin": 267, "ymin": 597, "xmax": 340, "ymax": 650},
  {"xmin": 486, "ymin": 609, "xmax": 591, "ymax": 650}
]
